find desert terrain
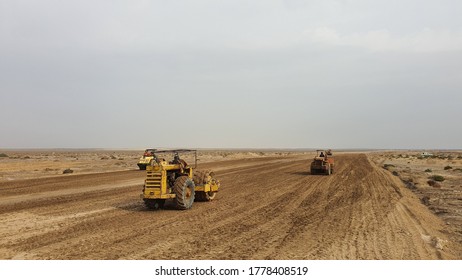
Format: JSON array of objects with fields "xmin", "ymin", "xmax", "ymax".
[{"xmin": 0, "ymin": 150, "xmax": 461, "ymax": 259}]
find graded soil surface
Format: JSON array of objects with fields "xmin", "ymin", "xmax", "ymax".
[{"xmin": 0, "ymin": 153, "xmax": 460, "ymax": 259}]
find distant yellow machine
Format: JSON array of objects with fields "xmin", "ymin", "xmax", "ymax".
[
  {"xmin": 141, "ymin": 149, "xmax": 220, "ymax": 210},
  {"xmin": 137, "ymin": 149, "xmax": 156, "ymax": 170}
]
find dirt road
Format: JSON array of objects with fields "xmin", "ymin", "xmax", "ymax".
[{"xmin": 0, "ymin": 154, "xmax": 459, "ymax": 259}]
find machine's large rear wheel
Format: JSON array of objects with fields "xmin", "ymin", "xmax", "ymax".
[{"xmin": 174, "ymin": 176, "xmax": 195, "ymax": 210}]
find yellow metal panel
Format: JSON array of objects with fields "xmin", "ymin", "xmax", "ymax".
[
  {"xmin": 195, "ymin": 185, "xmax": 206, "ymax": 192},
  {"xmin": 210, "ymin": 183, "xmax": 219, "ymax": 192},
  {"xmin": 152, "ymin": 166, "xmax": 161, "ymax": 171},
  {"xmin": 194, "ymin": 182, "xmax": 219, "ymax": 193},
  {"xmin": 161, "ymin": 170, "xmax": 167, "ymax": 195},
  {"xmin": 143, "ymin": 188, "xmax": 160, "ymax": 199},
  {"xmin": 143, "ymin": 188, "xmax": 176, "ymax": 200}
]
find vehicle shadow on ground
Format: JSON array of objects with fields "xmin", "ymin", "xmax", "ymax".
[
  {"xmin": 114, "ymin": 200, "xmax": 181, "ymax": 212},
  {"xmin": 114, "ymin": 201, "xmax": 146, "ymax": 212},
  {"xmin": 287, "ymin": 171, "xmax": 312, "ymax": 176}
]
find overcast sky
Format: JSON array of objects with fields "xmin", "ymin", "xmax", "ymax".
[{"xmin": 1, "ymin": 0, "xmax": 461, "ymax": 149}]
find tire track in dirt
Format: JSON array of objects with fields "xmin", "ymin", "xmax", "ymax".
[
  {"xmin": 0, "ymin": 154, "xmax": 459, "ymax": 259},
  {"xmin": 0, "ymin": 170, "xmax": 142, "ymax": 195}
]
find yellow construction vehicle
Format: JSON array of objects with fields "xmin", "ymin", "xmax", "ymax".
[
  {"xmin": 141, "ymin": 149, "xmax": 220, "ymax": 210},
  {"xmin": 137, "ymin": 149, "xmax": 156, "ymax": 170}
]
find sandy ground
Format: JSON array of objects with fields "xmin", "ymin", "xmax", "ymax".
[
  {"xmin": 370, "ymin": 151, "xmax": 462, "ymax": 254},
  {"xmin": 0, "ymin": 150, "xmax": 298, "ymax": 182},
  {"xmin": 0, "ymin": 150, "xmax": 461, "ymax": 260}
]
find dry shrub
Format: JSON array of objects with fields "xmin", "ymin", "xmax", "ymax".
[
  {"xmin": 427, "ymin": 180, "xmax": 441, "ymax": 188},
  {"xmin": 383, "ymin": 164, "xmax": 395, "ymax": 170},
  {"xmin": 421, "ymin": 196, "xmax": 431, "ymax": 205},
  {"xmin": 63, "ymin": 168, "xmax": 74, "ymax": 174},
  {"xmin": 430, "ymin": 175, "xmax": 445, "ymax": 182},
  {"xmin": 403, "ymin": 179, "xmax": 417, "ymax": 190}
]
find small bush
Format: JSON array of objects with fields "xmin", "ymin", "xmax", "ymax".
[
  {"xmin": 0, "ymin": 153, "xmax": 8, "ymax": 158},
  {"xmin": 430, "ymin": 175, "xmax": 445, "ymax": 182},
  {"xmin": 63, "ymin": 168, "xmax": 74, "ymax": 174},
  {"xmin": 427, "ymin": 180, "xmax": 441, "ymax": 188},
  {"xmin": 424, "ymin": 169, "xmax": 432, "ymax": 173},
  {"xmin": 403, "ymin": 179, "xmax": 417, "ymax": 190},
  {"xmin": 392, "ymin": 171, "xmax": 399, "ymax": 176},
  {"xmin": 444, "ymin": 166, "xmax": 453, "ymax": 170},
  {"xmin": 383, "ymin": 164, "xmax": 395, "ymax": 170},
  {"xmin": 421, "ymin": 196, "xmax": 431, "ymax": 205}
]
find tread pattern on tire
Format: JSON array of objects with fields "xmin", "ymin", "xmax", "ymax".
[{"xmin": 174, "ymin": 176, "xmax": 195, "ymax": 210}]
